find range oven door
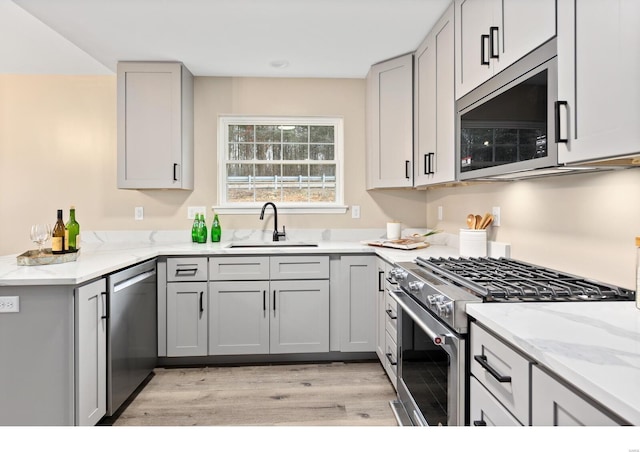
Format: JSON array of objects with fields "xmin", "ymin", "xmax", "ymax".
[{"xmin": 390, "ymin": 289, "xmax": 464, "ymax": 426}]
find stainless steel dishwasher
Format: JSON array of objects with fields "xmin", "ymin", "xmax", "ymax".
[{"xmin": 106, "ymin": 258, "xmax": 157, "ymax": 416}]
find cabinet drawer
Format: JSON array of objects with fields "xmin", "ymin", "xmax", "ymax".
[
  {"xmin": 470, "ymin": 322, "xmax": 531, "ymax": 425},
  {"xmin": 384, "ymin": 331, "xmax": 398, "ymax": 390},
  {"xmin": 167, "ymin": 257, "xmax": 208, "ymax": 282},
  {"xmin": 209, "ymin": 256, "xmax": 270, "ymax": 281},
  {"xmin": 470, "ymin": 377, "xmax": 522, "ymax": 426},
  {"xmin": 270, "ymin": 255, "xmax": 329, "ymax": 280},
  {"xmin": 384, "ymin": 294, "xmax": 397, "ymax": 338}
]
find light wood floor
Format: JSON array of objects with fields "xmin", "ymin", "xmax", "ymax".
[{"xmin": 107, "ymin": 361, "xmax": 399, "ymax": 426}]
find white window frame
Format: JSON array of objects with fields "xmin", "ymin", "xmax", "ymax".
[{"xmin": 215, "ymin": 115, "xmax": 347, "ymax": 214}]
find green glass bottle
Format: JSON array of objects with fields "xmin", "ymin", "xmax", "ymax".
[
  {"xmin": 198, "ymin": 214, "xmax": 207, "ymax": 244},
  {"xmin": 211, "ymin": 213, "xmax": 221, "ymax": 242},
  {"xmin": 66, "ymin": 206, "xmax": 80, "ymax": 252},
  {"xmin": 191, "ymin": 214, "xmax": 199, "ymax": 243}
]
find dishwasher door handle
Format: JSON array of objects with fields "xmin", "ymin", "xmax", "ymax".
[{"xmin": 112, "ymin": 269, "xmax": 157, "ymax": 293}]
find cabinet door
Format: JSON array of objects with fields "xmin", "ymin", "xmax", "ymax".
[
  {"xmin": 414, "ymin": 4, "xmax": 455, "ymax": 186},
  {"xmin": 339, "ymin": 255, "xmax": 376, "ymax": 352},
  {"xmin": 166, "ymin": 282, "xmax": 207, "ymax": 357},
  {"xmin": 455, "ymin": 0, "xmax": 498, "ymax": 98},
  {"xmin": 496, "ymin": 0, "xmax": 556, "ymax": 73},
  {"xmin": 117, "ymin": 62, "xmax": 193, "ymax": 189},
  {"xmin": 531, "ymin": 366, "xmax": 621, "ymax": 426},
  {"xmin": 270, "ymin": 280, "xmax": 329, "ymax": 354},
  {"xmin": 75, "ymin": 278, "xmax": 107, "ymax": 426},
  {"xmin": 366, "ymin": 54, "xmax": 414, "ymax": 188},
  {"xmin": 557, "ymin": 0, "xmax": 640, "ymax": 163},
  {"xmin": 208, "ymin": 281, "xmax": 270, "ymax": 355}
]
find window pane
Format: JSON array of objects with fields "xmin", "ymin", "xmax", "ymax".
[
  {"xmin": 282, "ymin": 164, "xmax": 309, "ymax": 202},
  {"xmin": 254, "ymin": 164, "xmax": 281, "ymax": 202},
  {"xmin": 229, "ymin": 125, "xmax": 254, "ymax": 143},
  {"xmin": 310, "ymin": 126, "xmax": 334, "ymax": 143},
  {"xmin": 282, "ymin": 125, "xmax": 308, "ymax": 143},
  {"xmin": 284, "ymin": 143, "xmax": 309, "ymax": 160},
  {"xmin": 256, "ymin": 143, "xmax": 281, "ymax": 161},
  {"xmin": 256, "ymin": 125, "xmax": 280, "ymax": 143},
  {"xmin": 228, "ymin": 143, "xmax": 255, "ymax": 160},
  {"xmin": 310, "ymin": 144, "xmax": 334, "ymax": 160},
  {"xmin": 310, "ymin": 164, "xmax": 336, "ymax": 202},
  {"xmin": 226, "ymin": 163, "xmax": 254, "ymax": 202}
]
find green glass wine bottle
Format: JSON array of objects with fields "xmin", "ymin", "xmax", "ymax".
[
  {"xmin": 211, "ymin": 212, "xmax": 221, "ymax": 242},
  {"xmin": 191, "ymin": 214, "xmax": 199, "ymax": 243},
  {"xmin": 66, "ymin": 206, "xmax": 80, "ymax": 252}
]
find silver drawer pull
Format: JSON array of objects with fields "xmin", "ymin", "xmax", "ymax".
[{"xmin": 474, "ymin": 354, "xmax": 512, "ymax": 383}]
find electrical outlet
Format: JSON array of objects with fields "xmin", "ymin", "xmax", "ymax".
[
  {"xmin": 135, "ymin": 206, "xmax": 144, "ymax": 221},
  {"xmin": 187, "ymin": 206, "xmax": 206, "ymax": 219},
  {"xmin": 492, "ymin": 206, "xmax": 501, "ymax": 226},
  {"xmin": 351, "ymin": 205, "xmax": 361, "ymax": 219},
  {"xmin": 0, "ymin": 296, "xmax": 19, "ymax": 313},
  {"xmin": 437, "ymin": 206, "xmax": 443, "ymax": 221}
]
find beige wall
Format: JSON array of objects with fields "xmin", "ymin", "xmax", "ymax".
[
  {"xmin": 426, "ymin": 169, "xmax": 640, "ymax": 289},
  {"xmin": 0, "ymin": 74, "xmax": 427, "ymax": 256}
]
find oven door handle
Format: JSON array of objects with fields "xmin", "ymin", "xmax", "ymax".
[
  {"xmin": 473, "ymin": 355, "xmax": 512, "ymax": 383},
  {"xmin": 389, "ymin": 290, "xmax": 447, "ymax": 346}
]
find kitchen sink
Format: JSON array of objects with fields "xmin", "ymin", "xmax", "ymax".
[{"xmin": 228, "ymin": 242, "xmax": 318, "ymax": 248}]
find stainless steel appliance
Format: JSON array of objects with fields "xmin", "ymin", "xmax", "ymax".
[
  {"xmin": 457, "ymin": 39, "xmax": 560, "ymax": 180},
  {"xmin": 389, "ymin": 256, "xmax": 634, "ymax": 426},
  {"xmin": 106, "ymin": 258, "xmax": 157, "ymax": 416}
]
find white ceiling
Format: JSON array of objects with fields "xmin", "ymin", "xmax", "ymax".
[{"xmin": 1, "ymin": 0, "xmax": 451, "ymax": 78}]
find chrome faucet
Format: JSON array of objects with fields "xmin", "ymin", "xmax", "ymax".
[{"xmin": 260, "ymin": 202, "xmax": 286, "ymax": 242}]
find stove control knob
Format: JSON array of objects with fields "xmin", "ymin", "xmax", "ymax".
[
  {"xmin": 437, "ymin": 301, "xmax": 453, "ymax": 318},
  {"xmin": 426, "ymin": 294, "xmax": 438, "ymax": 306},
  {"xmin": 395, "ymin": 270, "xmax": 408, "ymax": 281},
  {"xmin": 408, "ymin": 281, "xmax": 424, "ymax": 292}
]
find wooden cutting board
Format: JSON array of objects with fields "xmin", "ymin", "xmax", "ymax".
[{"xmin": 362, "ymin": 239, "xmax": 429, "ymax": 250}]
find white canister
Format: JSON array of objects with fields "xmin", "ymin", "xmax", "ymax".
[
  {"xmin": 387, "ymin": 222, "xmax": 401, "ymax": 240},
  {"xmin": 459, "ymin": 229, "xmax": 487, "ymax": 258}
]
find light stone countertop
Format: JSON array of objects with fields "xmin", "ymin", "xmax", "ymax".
[
  {"xmin": 0, "ymin": 228, "xmax": 462, "ymax": 286},
  {"xmin": 466, "ymin": 302, "xmax": 640, "ymax": 425}
]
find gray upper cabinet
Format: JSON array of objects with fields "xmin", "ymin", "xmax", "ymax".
[
  {"xmin": 413, "ymin": 3, "xmax": 456, "ymax": 187},
  {"xmin": 557, "ymin": 0, "xmax": 640, "ymax": 164},
  {"xmin": 117, "ymin": 62, "xmax": 194, "ymax": 189},
  {"xmin": 455, "ymin": 0, "xmax": 556, "ymax": 99},
  {"xmin": 365, "ymin": 53, "xmax": 414, "ymax": 189}
]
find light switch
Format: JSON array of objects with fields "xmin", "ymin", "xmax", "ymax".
[{"xmin": 135, "ymin": 207, "xmax": 144, "ymax": 220}]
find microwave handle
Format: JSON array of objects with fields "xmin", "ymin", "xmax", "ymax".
[
  {"xmin": 481, "ymin": 34, "xmax": 490, "ymax": 66},
  {"xmin": 555, "ymin": 101, "xmax": 569, "ymax": 143}
]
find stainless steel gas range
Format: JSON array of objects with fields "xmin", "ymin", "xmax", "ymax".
[{"xmin": 389, "ymin": 256, "xmax": 635, "ymax": 427}]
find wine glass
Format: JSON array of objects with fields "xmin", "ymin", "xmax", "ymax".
[{"xmin": 30, "ymin": 224, "xmax": 51, "ymax": 255}]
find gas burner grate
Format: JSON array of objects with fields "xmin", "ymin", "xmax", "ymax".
[{"xmin": 415, "ymin": 257, "xmax": 635, "ymax": 302}]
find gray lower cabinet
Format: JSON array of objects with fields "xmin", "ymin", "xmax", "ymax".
[
  {"xmin": 166, "ymin": 281, "xmax": 208, "ymax": 357},
  {"xmin": 208, "ymin": 256, "xmax": 330, "ymax": 355},
  {"xmin": 374, "ymin": 257, "xmax": 397, "ymax": 388},
  {"xmin": 75, "ymin": 278, "xmax": 107, "ymax": 426},
  {"xmin": 339, "ymin": 255, "xmax": 377, "ymax": 352},
  {"xmin": 270, "ymin": 279, "xmax": 329, "ymax": 354},
  {"xmin": 208, "ymin": 280, "xmax": 270, "ymax": 355},
  {"xmin": 531, "ymin": 366, "xmax": 622, "ymax": 426},
  {"xmin": 470, "ymin": 320, "xmax": 625, "ymax": 426}
]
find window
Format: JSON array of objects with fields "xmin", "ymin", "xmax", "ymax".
[{"xmin": 217, "ymin": 116, "xmax": 345, "ymax": 213}]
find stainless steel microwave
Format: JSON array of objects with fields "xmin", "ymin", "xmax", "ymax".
[{"xmin": 456, "ymin": 39, "xmax": 559, "ymax": 180}]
